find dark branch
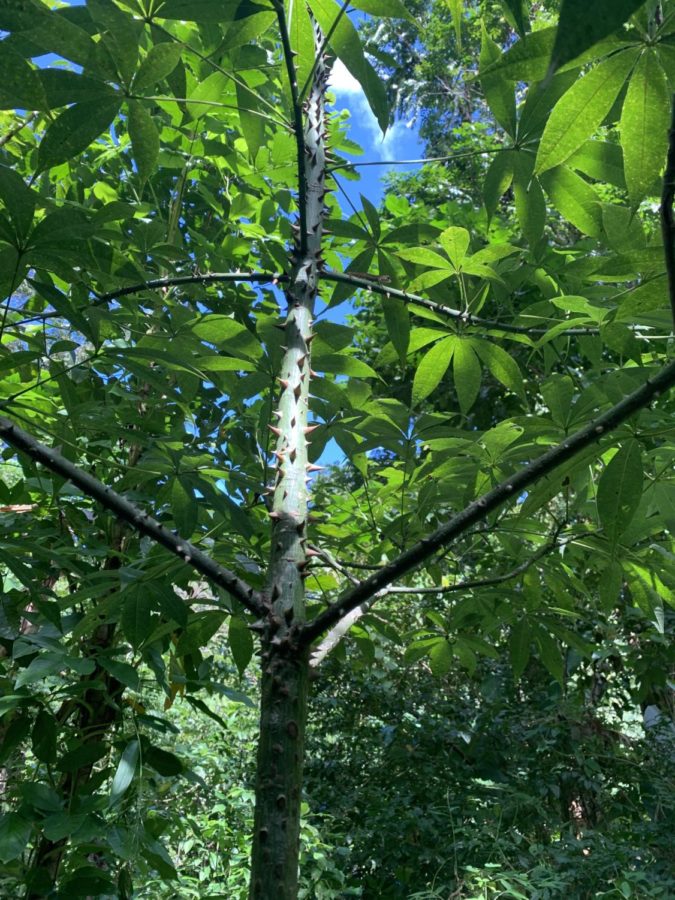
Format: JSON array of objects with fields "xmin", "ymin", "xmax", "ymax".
[
  {"xmin": 299, "ymin": 359, "xmax": 675, "ymax": 645},
  {"xmin": 660, "ymin": 93, "xmax": 675, "ymax": 330},
  {"xmin": 15, "ymin": 272, "xmax": 288, "ymax": 327},
  {"xmin": 272, "ymin": 0, "xmax": 309, "ymax": 255},
  {"xmin": 320, "ymin": 270, "xmax": 601, "ymax": 337},
  {"xmin": 0, "ymin": 416, "xmax": 264, "ymax": 616}
]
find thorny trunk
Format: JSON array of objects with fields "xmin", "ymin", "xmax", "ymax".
[{"xmin": 249, "ymin": 14, "xmax": 327, "ymax": 900}]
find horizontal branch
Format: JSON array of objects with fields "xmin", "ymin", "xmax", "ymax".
[
  {"xmin": 320, "ymin": 271, "xmax": 600, "ymax": 337},
  {"xmin": 0, "ymin": 416, "xmax": 264, "ymax": 616},
  {"xmin": 15, "ymin": 272, "xmax": 288, "ymax": 327},
  {"xmin": 299, "ymin": 358, "xmax": 675, "ymax": 645}
]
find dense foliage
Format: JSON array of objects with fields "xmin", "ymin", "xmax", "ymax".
[{"xmin": 0, "ymin": 0, "xmax": 673, "ymax": 897}]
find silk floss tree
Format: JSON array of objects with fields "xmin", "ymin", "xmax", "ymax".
[{"xmin": 0, "ymin": 1, "xmax": 674, "ymax": 898}]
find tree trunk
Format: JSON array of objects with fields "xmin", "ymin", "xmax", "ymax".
[{"xmin": 249, "ymin": 10, "xmax": 327, "ymax": 898}]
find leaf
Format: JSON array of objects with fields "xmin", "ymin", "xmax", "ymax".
[
  {"xmin": 191, "ymin": 315, "xmax": 262, "ymax": 359},
  {"xmin": 535, "ymin": 50, "xmax": 638, "ymax": 175},
  {"xmin": 156, "ymin": 0, "xmax": 268, "ymax": 22},
  {"xmin": 133, "ymin": 44, "xmax": 183, "ymax": 92},
  {"xmin": 513, "ymin": 155, "xmax": 546, "ymax": 245},
  {"xmin": 479, "ymin": 27, "xmax": 556, "ymax": 82},
  {"xmin": 0, "ymin": 813, "xmax": 31, "ymax": 864},
  {"xmin": 228, "ymin": 616, "xmax": 254, "ymax": 677},
  {"xmin": 310, "ymin": 0, "xmax": 389, "ymax": 131},
  {"xmin": 397, "ymin": 247, "xmax": 451, "ymax": 269},
  {"xmin": 535, "ymin": 629, "xmax": 565, "ymax": 686},
  {"xmin": 429, "ymin": 639, "xmax": 453, "ymax": 677},
  {"xmin": 121, "ymin": 590, "xmax": 156, "ymax": 649},
  {"xmin": 57, "ymin": 742, "xmax": 108, "ymax": 773},
  {"xmin": 620, "ymin": 49, "xmax": 670, "ymax": 203},
  {"xmin": 128, "ymin": 101, "xmax": 159, "ymax": 184},
  {"xmin": 567, "ymin": 141, "xmax": 625, "ymax": 188},
  {"xmin": 360, "ymin": 193, "xmax": 381, "ymax": 240},
  {"xmin": 599, "ymin": 560, "xmax": 624, "ymax": 611},
  {"xmin": 290, "ymin": 0, "xmax": 317, "ymax": 98},
  {"xmin": 109, "ymin": 740, "xmax": 139, "ymax": 807},
  {"xmin": 452, "ymin": 340, "xmax": 482, "ymax": 414},
  {"xmin": 483, "ymin": 151, "xmax": 514, "ymax": 222},
  {"xmin": 313, "ymin": 353, "xmax": 379, "ymax": 379},
  {"xmin": 382, "ymin": 295, "xmax": 410, "ymax": 366},
  {"xmin": 32, "ymin": 710, "xmax": 57, "ymax": 763},
  {"xmin": 539, "ymin": 166, "xmax": 602, "ymax": 237},
  {"xmin": 499, "ymin": 0, "xmax": 528, "ymax": 36},
  {"xmin": 0, "ymin": 45, "xmax": 48, "ymax": 110},
  {"xmin": 236, "ymin": 80, "xmax": 266, "ymax": 161},
  {"xmin": 438, "ymin": 226, "xmax": 470, "ymax": 269},
  {"xmin": 145, "ymin": 745, "xmax": 183, "ymax": 776},
  {"xmin": 39, "ymin": 69, "xmax": 117, "ymax": 108},
  {"xmin": 171, "ymin": 478, "xmax": 198, "ymax": 537},
  {"xmin": 0, "ymin": 165, "xmax": 36, "ymax": 241},
  {"xmin": 350, "ymin": 0, "xmax": 415, "ymax": 23},
  {"xmin": 550, "ymin": 0, "xmax": 648, "ymax": 72},
  {"xmin": 38, "ymin": 99, "xmax": 120, "ymax": 171},
  {"xmin": 480, "ymin": 23, "xmax": 516, "ymax": 136},
  {"xmin": 444, "ymin": 0, "xmax": 463, "ymax": 48},
  {"xmin": 473, "ymin": 341, "xmax": 526, "ymax": 401},
  {"xmin": 411, "ymin": 336, "xmax": 455, "ymax": 406},
  {"xmin": 509, "ymin": 620, "xmax": 531, "ymax": 680},
  {"xmin": 597, "ymin": 442, "xmax": 644, "ymax": 546}
]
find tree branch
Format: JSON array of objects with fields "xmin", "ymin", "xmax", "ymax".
[
  {"xmin": 14, "ymin": 272, "xmax": 288, "ymax": 327},
  {"xmin": 320, "ymin": 270, "xmax": 601, "ymax": 337},
  {"xmin": 272, "ymin": 0, "xmax": 309, "ymax": 255},
  {"xmin": 298, "ymin": 359, "xmax": 675, "ymax": 645},
  {"xmin": 660, "ymin": 93, "xmax": 675, "ymax": 330},
  {"xmin": 0, "ymin": 416, "xmax": 264, "ymax": 616}
]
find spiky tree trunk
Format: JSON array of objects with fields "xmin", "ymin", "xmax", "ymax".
[{"xmin": 248, "ymin": 14, "xmax": 327, "ymax": 900}]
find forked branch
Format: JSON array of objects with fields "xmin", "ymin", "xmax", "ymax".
[{"xmin": 299, "ymin": 358, "xmax": 675, "ymax": 645}]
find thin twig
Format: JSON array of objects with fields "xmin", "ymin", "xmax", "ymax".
[
  {"xmin": 0, "ymin": 416, "xmax": 264, "ymax": 616},
  {"xmin": 298, "ymin": 358, "xmax": 675, "ymax": 645},
  {"xmin": 660, "ymin": 93, "xmax": 675, "ymax": 330},
  {"xmin": 0, "ymin": 111, "xmax": 38, "ymax": 149}
]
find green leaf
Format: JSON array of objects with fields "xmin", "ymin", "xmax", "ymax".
[
  {"xmin": 58, "ymin": 742, "xmax": 108, "ymax": 773},
  {"xmin": 444, "ymin": 0, "xmax": 463, "ymax": 49},
  {"xmin": 156, "ymin": 0, "xmax": 268, "ymax": 22},
  {"xmin": 145, "ymin": 745, "xmax": 183, "ymax": 776},
  {"xmin": 473, "ymin": 341, "xmax": 525, "ymax": 401},
  {"xmin": 599, "ymin": 559, "xmax": 624, "ymax": 611},
  {"xmin": 39, "ymin": 69, "xmax": 116, "ymax": 108},
  {"xmin": 429, "ymin": 639, "xmax": 453, "ymax": 677},
  {"xmin": 412, "ymin": 336, "xmax": 455, "ymax": 406},
  {"xmin": 0, "ymin": 46, "xmax": 48, "ymax": 111},
  {"xmin": 350, "ymin": 0, "xmax": 416, "ymax": 23},
  {"xmin": 479, "ymin": 27, "xmax": 556, "ymax": 82},
  {"xmin": 0, "ymin": 813, "xmax": 31, "ymax": 864},
  {"xmin": 499, "ymin": 0, "xmax": 528, "ymax": 36},
  {"xmin": 37, "ymin": 99, "xmax": 120, "ymax": 171},
  {"xmin": 88, "ymin": 0, "xmax": 140, "ymax": 84},
  {"xmin": 310, "ymin": 0, "xmax": 389, "ymax": 131},
  {"xmin": 438, "ymin": 226, "xmax": 470, "ymax": 269},
  {"xmin": 236, "ymin": 79, "xmax": 266, "ymax": 161},
  {"xmin": 360, "ymin": 193, "xmax": 381, "ymax": 240},
  {"xmin": 567, "ymin": 141, "xmax": 625, "ymax": 188},
  {"xmin": 191, "ymin": 315, "xmax": 262, "ymax": 360},
  {"xmin": 535, "ymin": 629, "xmax": 565, "ymax": 686},
  {"xmin": 128, "ymin": 101, "xmax": 159, "ymax": 184},
  {"xmin": 597, "ymin": 442, "xmax": 644, "ymax": 546},
  {"xmin": 171, "ymin": 478, "xmax": 197, "ymax": 537},
  {"xmin": 483, "ymin": 151, "xmax": 514, "ymax": 223},
  {"xmin": 620, "ymin": 49, "xmax": 670, "ymax": 203},
  {"xmin": 397, "ymin": 247, "xmax": 451, "ymax": 269},
  {"xmin": 535, "ymin": 50, "xmax": 638, "ymax": 175},
  {"xmin": 109, "ymin": 740, "xmax": 139, "ymax": 807},
  {"xmin": 0, "ymin": 165, "xmax": 36, "ymax": 241},
  {"xmin": 228, "ymin": 616, "xmax": 254, "ymax": 677},
  {"xmin": 509, "ymin": 620, "xmax": 531, "ymax": 680},
  {"xmin": 290, "ymin": 0, "xmax": 317, "ymax": 98},
  {"xmin": 550, "ymin": 0, "xmax": 648, "ymax": 72},
  {"xmin": 452, "ymin": 340, "xmax": 481, "ymax": 414},
  {"xmin": 133, "ymin": 44, "xmax": 183, "ymax": 92},
  {"xmin": 539, "ymin": 165, "xmax": 602, "ymax": 237},
  {"xmin": 121, "ymin": 590, "xmax": 156, "ymax": 650},
  {"xmin": 513, "ymin": 155, "xmax": 546, "ymax": 245},
  {"xmin": 313, "ymin": 353, "xmax": 379, "ymax": 379},
  {"xmin": 382, "ymin": 295, "xmax": 410, "ymax": 366},
  {"xmin": 221, "ymin": 11, "xmax": 275, "ymax": 52},
  {"xmin": 480, "ymin": 23, "xmax": 516, "ymax": 136},
  {"xmin": 32, "ymin": 710, "xmax": 57, "ymax": 763}
]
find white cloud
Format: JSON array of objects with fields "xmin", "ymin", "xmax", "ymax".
[{"xmin": 328, "ymin": 59, "xmax": 408, "ymax": 162}]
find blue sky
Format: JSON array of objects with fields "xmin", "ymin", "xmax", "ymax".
[{"xmin": 328, "ymin": 58, "xmax": 424, "ymax": 210}]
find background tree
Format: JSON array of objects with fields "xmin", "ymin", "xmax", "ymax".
[{"xmin": 0, "ymin": 0, "xmax": 673, "ymax": 898}]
